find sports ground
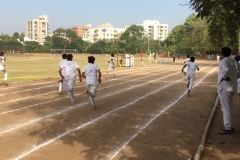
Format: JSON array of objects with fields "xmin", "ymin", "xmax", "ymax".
[{"xmin": 0, "ymin": 56, "xmax": 238, "ymax": 160}]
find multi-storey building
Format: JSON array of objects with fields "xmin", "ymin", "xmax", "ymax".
[
  {"xmin": 81, "ymin": 23, "xmax": 125, "ymax": 43},
  {"xmin": 125, "ymin": 20, "xmax": 168, "ymax": 41},
  {"xmin": 71, "ymin": 24, "xmax": 92, "ymax": 38},
  {"xmin": 25, "ymin": 15, "xmax": 49, "ymax": 44},
  {"xmin": 142, "ymin": 20, "xmax": 168, "ymax": 41}
]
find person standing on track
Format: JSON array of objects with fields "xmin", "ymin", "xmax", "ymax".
[
  {"xmin": 130, "ymin": 54, "xmax": 134, "ymax": 67},
  {"xmin": 58, "ymin": 54, "xmax": 82, "ymax": 104},
  {"xmin": 217, "ymin": 47, "xmax": 238, "ymax": 134},
  {"xmin": 107, "ymin": 53, "xmax": 115, "ymax": 76},
  {"xmin": 58, "ymin": 53, "xmax": 67, "ymax": 95},
  {"xmin": 0, "ymin": 51, "xmax": 8, "ymax": 85},
  {"xmin": 82, "ymin": 56, "xmax": 102, "ymax": 110},
  {"xmin": 182, "ymin": 56, "xmax": 199, "ymax": 97}
]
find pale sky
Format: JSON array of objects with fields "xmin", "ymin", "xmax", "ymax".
[{"xmin": 0, "ymin": 0, "xmax": 194, "ymax": 36}]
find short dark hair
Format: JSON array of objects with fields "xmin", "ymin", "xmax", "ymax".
[
  {"xmin": 221, "ymin": 47, "xmax": 231, "ymax": 57},
  {"xmin": 67, "ymin": 54, "xmax": 73, "ymax": 61},
  {"xmin": 190, "ymin": 56, "xmax": 195, "ymax": 62},
  {"xmin": 0, "ymin": 52, "xmax": 4, "ymax": 56},
  {"xmin": 187, "ymin": 55, "xmax": 190, "ymax": 58},
  {"xmin": 62, "ymin": 53, "xmax": 67, "ymax": 59},
  {"xmin": 111, "ymin": 53, "xmax": 114, "ymax": 57},
  {"xmin": 88, "ymin": 56, "xmax": 95, "ymax": 63}
]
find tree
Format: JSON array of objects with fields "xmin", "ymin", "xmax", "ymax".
[
  {"xmin": 24, "ymin": 41, "xmax": 40, "ymax": 53},
  {"xmin": 19, "ymin": 32, "xmax": 25, "ymax": 42},
  {"xmin": 189, "ymin": 0, "xmax": 240, "ymax": 48},
  {"xmin": 12, "ymin": 32, "xmax": 20, "ymax": 40},
  {"xmin": 120, "ymin": 25, "xmax": 145, "ymax": 53}
]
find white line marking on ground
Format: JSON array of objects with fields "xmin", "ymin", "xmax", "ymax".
[
  {"xmin": 12, "ymin": 63, "xmax": 216, "ymax": 160},
  {"xmin": 108, "ymin": 67, "xmax": 218, "ymax": 160},
  {"xmin": 0, "ymin": 66, "xmax": 178, "ymax": 104},
  {"xmin": 0, "ymin": 67, "xmax": 182, "ymax": 115}
]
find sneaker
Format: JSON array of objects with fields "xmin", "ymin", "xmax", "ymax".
[{"xmin": 218, "ymin": 128, "xmax": 234, "ymax": 134}]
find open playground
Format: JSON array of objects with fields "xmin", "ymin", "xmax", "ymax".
[{"xmin": 0, "ymin": 54, "xmax": 240, "ymax": 160}]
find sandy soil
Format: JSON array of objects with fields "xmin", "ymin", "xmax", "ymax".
[{"xmin": 0, "ymin": 60, "xmax": 238, "ymax": 160}]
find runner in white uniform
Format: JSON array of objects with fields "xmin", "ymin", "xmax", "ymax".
[
  {"xmin": 0, "ymin": 52, "xmax": 7, "ymax": 85},
  {"xmin": 183, "ymin": 55, "xmax": 190, "ymax": 75},
  {"xmin": 182, "ymin": 56, "xmax": 199, "ymax": 97},
  {"xmin": 130, "ymin": 54, "xmax": 134, "ymax": 67},
  {"xmin": 59, "ymin": 54, "xmax": 82, "ymax": 104},
  {"xmin": 58, "ymin": 53, "xmax": 67, "ymax": 95},
  {"xmin": 125, "ymin": 53, "xmax": 130, "ymax": 67},
  {"xmin": 107, "ymin": 53, "xmax": 115, "ymax": 76},
  {"xmin": 82, "ymin": 56, "xmax": 101, "ymax": 110}
]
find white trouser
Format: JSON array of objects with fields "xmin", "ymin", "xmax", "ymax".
[
  {"xmin": 187, "ymin": 73, "xmax": 195, "ymax": 90},
  {"xmin": 86, "ymin": 84, "xmax": 98, "ymax": 106},
  {"xmin": 107, "ymin": 65, "xmax": 115, "ymax": 74},
  {"xmin": 218, "ymin": 90, "xmax": 234, "ymax": 130},
  {"xmin": 126, "ymin": 59, "xmax": 129, "ymax": 67},
  {"xmin": 131, "ymin": 60, "xmax": 134, "ymax": 67},
  {"xmin": 0, "ymin": 65, "xmax": 7, "ymax": 81},
  {"xmin": 59, "ymin": 71, "xmax": 66, "ymax": 92},
  {"xmin": 62, "ymin": 76, "xmax": 76, "ymax": 102}
]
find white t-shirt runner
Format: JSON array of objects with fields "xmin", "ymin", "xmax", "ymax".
[
  {"xmin": 59, "ymin": 59, "xmax": 67, "ymax": 76},
  {"xmin": 186, "ymin": 62, "xmax": 199, "ymax": 75},
  {"xmin": 60, "ymin": 61, "xmax": 79, "ymax": 77},
  {"xmin": 109, "ymin": 57, "xmax": 114, "ymax": 66},
  {"xmin": 82, "ymin": 63, "xmax": 100, "ymax": 85}
]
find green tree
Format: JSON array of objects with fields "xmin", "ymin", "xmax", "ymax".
[
  {"xmin": 24, "ymin": 41, "xmax": 40, "ymax": 53},
  {"xmin": 189, "ymin": 0, "xmax": 240, "ymax": 48},
  {"xmin": 12, "ymin": 32, "xmax": 20, "ymax": 40},
  {"xmin": 120, "ymin": 25, "xmax": 145, "ymax": 53}
]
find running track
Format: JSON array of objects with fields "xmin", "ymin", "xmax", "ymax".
[{"xmin": 0, "ymin": 60, "xmax": 218, "ymax": 160}]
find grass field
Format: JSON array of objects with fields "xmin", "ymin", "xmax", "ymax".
[{"xmin": 2, "ymin": 54, "xmax": 174, "ymax": 83}]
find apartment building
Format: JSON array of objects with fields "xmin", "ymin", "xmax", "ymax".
[
  {"xmin": 81, "ymin": 23, "xmax": 125, "ymax": 43},
  {"xmin": 71, "ymin": 24, "xmax": 92, "ymax": 37},
  {"xmin": 25, "ymin": 15, "xmax": 49, "ymax": 44},
  {"xmin": 125, "ymin": 20, "xmax": 168, "ymax": 41}
]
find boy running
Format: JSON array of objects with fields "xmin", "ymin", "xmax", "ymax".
[
  {"xmin": 58, "ymin": 53, "xmax": 67, "ymax": 95},
  {"xmin": 58, "ymin": 54, "xmax": 82, "ymax": 104},
  {"xmin": 82, "ymin": 56, "xmax": 101, "ymax": 110},
  {"xmin": 182, "ymin": 57, "xmax": 200, "ymax": 97},
  {"xmin": 107, "ymin": 53, "xmax": 115, "ymax": 76},
  {"xmin": 183, "ymin": 55, "xmax": 190, "ymax": 75}
]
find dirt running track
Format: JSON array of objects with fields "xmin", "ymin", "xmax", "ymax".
[{"xmin": 0, "ymin": 60, "xmax": 219, "ymax": 160}]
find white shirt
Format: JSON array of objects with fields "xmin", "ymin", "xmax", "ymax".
[
  {"xmin": 186, "ymin": 62, "xmax": 199, "ymax": 75},
  {"xmin": 184, "ymin": 58, "xmax": 190, "ymax": 64},
  {"xmin": 109, "ymin": 57, "xmax": 114, "ymax": 66},
  {"xmin": 82, "ymin": 63, "xmax": 100, "ymax": 85},
  {"xmin": 60, "ymin": 61, "xmax": 79, "ymax": 77},
  {"xmin": 0, "ymin": 56, "xmax": 5, "ymax": 64},
  {"xmin": 131, "ymin": 55, "xmax": 134, "ymax": 60},
  {"xmin": 59, "ymin": 59, "xmax": 67, "ymax": 76},
  {"xmin": 217, "ymin": 57, "xmax": 238, "ymax": 93},
  {"xmin": 125, "ymin": 54, "xmax": 130, "ymax": 59}
]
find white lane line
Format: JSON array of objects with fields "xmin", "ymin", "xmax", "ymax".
[
  {"xmin": 0, "ymin": 65, "xmax": 175, "ymax": 96},
  {"xmin": 0, "ymin": 66, "xmax": 179, "ymax": 105},
  {"xmin": 12, "ymin": 63, "xmax": 215, "ymax": 160},
  {"xmin": 0, "ymin": 65, "xmax": 159, "ymax": 91},
  {"xmin": 0, "ymin": 60, "xmax": 211, "ymax": 92},
  {"xmin": 0, "ymin": 71, "xmax": 181, "ymax": 136},
  {"xmin": 0, "ymin": 67, "xmax": 179, "ymax": 115},
  {"xmin": 0, "ymin": 81, "xmax": 56, "ymax": 91},
  {"xmin": 108, "ymin": 67, "xmax": 218, "ymax": 160},
  {"xmin": 13, "ymin": 77, "xmax": 185, "ymax": 160}
]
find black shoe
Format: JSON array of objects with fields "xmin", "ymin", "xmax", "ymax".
[
  {"xmin": 221, "ymin": 127, "xmax": 234, "ymax": 132},
  {"xmin": 218, "ymin": 128, "xmax": 234, "ymax": 134}
]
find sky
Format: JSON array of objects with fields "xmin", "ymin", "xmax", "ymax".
[{"xmin": 0, "ymin": 0, "xmax": 194, "ymax": 35}]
